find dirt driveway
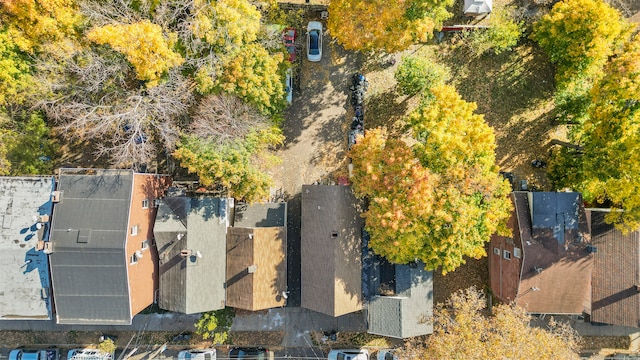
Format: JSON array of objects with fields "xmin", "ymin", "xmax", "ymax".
[{"xmin": 269, "ymin": 20, "xmax": 363, "ymax": 306}]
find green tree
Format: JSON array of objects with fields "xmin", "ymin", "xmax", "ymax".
[
  {"xmin": 2, "ymin": 112, "xmax": 56, "ymax": 176},
  {"xmin": 394, "ymin": 55, "xmax": 450, "ymax": 96},
  {"xmin": 465, "ymin": 6, "xmax": 524, "ymax": 56},
  {"xmin": 562, "ymin": 35, "xmax": 640, "ymax": 232},
  {"xmin": 0, "ymin": 29, "xmax": 38, "ymax": 106},
  {"xmin": 211, "ymin": 43, "xmax": 285, "ymax": 115},
  {"xmin": 402, "ymin": 287, "xmax": 580, "ymax": 359},
  {"xmin": 195, "ymin": 307, "xmax": 235, "ymax": 344},
  {"xmin": 350, "ymin": 85, "xmax": 512, "ymax": 273},
  {"xmin": 327, "ymin": 0, "xmax": 454, "ymax": 52},
  {"xmin": 174, "ymin": 127, "xmax": 283, "ymax": 203},
  {"xmin": 532, "ymin": 0, "xmax": 630, "ymax": 83}
]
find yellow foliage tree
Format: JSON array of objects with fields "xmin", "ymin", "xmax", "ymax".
[
  {"xmin": 213, "ymin": 43, "xmax": 284, "ymax": 115},
  {"xmin": 404, "ymin": 287, "xmax": 580, "ymax": 359},
  {"xmin": 350, "ymin": 87, "xmax": 512, "ymax": 273},
  {"xmin": 87, "ymin": 21, "xmax": 183, "ymax": 87},
  {"xmin": 0, "ymin": 0, "xmax": 82, "ymax": 54},
  {"xmin": 327, "ymin": 0, "xmax": 454, "ymax": 52},
  {"xmin": 575, "ymin": 35, "xmax": 640, "ymax": 232},
  {"xmin": 190, "ymin": 0, "xmax": 261, "ymax": 53},
  {"xmin": 532, "ymin": 0, "xmax": 630, "ymax": 83}
]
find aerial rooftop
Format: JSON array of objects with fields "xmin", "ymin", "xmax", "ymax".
[{"xmin": 0, "ymin": 176, "xmax": 55, "ymax": 320}]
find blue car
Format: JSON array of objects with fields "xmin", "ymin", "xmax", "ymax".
[{"xmin": 9, "ymin": 349, "xmax": 59, "ymax": 360}]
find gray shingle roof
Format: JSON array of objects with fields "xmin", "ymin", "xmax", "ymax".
[
  {"xmin": 154, "ymin": 197, "xmax": 229, "ymax": 314},
  {"xmin": 301, "ymin": 185, "xmax": 363, "ymax": 317},
  {"xmin": 233, "ymin": 202, "xmax": 286, "ymax": 228},
  {"xmin": 49, "ymin": 169, "xmax": 133, "ymax": 325},
  {"xmin": 0, "ymin": 177, "xmax": 55, "ymax": 320},
  {"xmin": 367, "ymin": 263, "xmax": 433, "ymax": 338}
]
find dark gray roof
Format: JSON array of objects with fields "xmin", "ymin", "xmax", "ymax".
[
  {"xmin": 532, "ymin": 192, "xmax": 582, "ymax": 247},
  {"xmin": 368, "ymin": 263, "xmax": 433, "ymax": 338},
  {"xmin": 49, "ymin": 169, "xmax": 133, "ymax": 325},
  {"xmin": 301, "ymin": 185, "xmax": 363, "ymax": 317},
  {"xmin": 233, "ymin": 202, "xmax": 286, "ymax": 228},
  {"xmin": 154, "ymin": 197, "xmax": 229, "ymax": 314},
  {"xmin": 0, "ymin": 177, "xmax": 55, "ymax": 320}
]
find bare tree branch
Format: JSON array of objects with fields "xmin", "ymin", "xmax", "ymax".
[
  {"xmin": 190, "ymin": 94, "xmax": 270, "ymax": 145},
  {"xmin": 36, "ymin": 49, "xmax": 193, "ymax": 166}
]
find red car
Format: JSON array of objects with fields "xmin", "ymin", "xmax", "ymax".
[{"xmin": 283, "ymin": 27, "xmax": 296, "ymax": 63}]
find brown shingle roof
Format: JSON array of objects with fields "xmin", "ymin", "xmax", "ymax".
[
  {"xmin": 226, "ymin": 227, "xmax": 287, "ymax": 311},
  {"xmin": 514, "ymin": 193, "xmax": 592, "ymax": 315},
  {"xmin": 591, "ymin": 212, "xmax": 640, "ymax": 326},
  {"xmin": 301, "ymin": 185, "xmax": 363, "ymax": 317}
]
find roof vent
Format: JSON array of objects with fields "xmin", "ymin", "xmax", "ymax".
[
  {"xmin": 247, "ymin": 265, "xmax": 257, "ymax": 273},
  {"xmin": 43, "ymin": 242, "xmax": 54, "ymax": 254},
  {"xmin": 180, "ymin": 249, "xmax": 192, "ymax": 257}
]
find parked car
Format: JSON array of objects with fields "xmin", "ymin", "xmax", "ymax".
[
  {"xmin": 178, "ymin": 349, "xmax": 216, "ymax": 360},
  {"xmin": 285, "ymin": 68, "xmax": 293, "ymax": 104},
  {"xmin": 328, "ymin": 349, "xmax": 369, "ymax": 360},
  {"xmin": 66, "ymin": 349, "xmax": 112, "ymax": 360},
  {"xmin": 283, "ymin": 27, "xmax": 297, "ymax": 63},
  {"xmin": 376, "ymin": 350, "xmax": 398, "ymax": 360},
  {"xmin": 229, "ymin": 347, "xmax": 274, "ymax": 359},
  {"xmin": 348, "ymin": 128, "xmax": 364, "ymax": 150},
  {"xmin": 306, "ymin": 21, "xmax": 323, "ymax": 62},
  {"xmin": 9, "ymin": 348, "xmax": 60, "ymax": 360}
]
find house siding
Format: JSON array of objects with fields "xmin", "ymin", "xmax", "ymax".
[
  {"xmin": 489, "ymin": 194, "xmax": 523, "ymax": 303},
  {"xmin": 127, "ymin": 174, "xmax": 170, "ymax": 316}
]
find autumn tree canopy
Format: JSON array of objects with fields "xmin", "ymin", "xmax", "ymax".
[
  {"xmin": 350, "ymin": 85, "xmax": 512, "ymax": 273},
  {"xmin": 402, "ymin": 288, "xmax": 580, "ymax": 359},
  {"xmin": 174, "ymin": 125, "xmax": 284, "ymax": 202},
  {"xmin": 532, "ymin": 0, "xmax": 631, "ymax": 122},
  {"xmin": 532, "ymin": 0, "xmax": 629, "ymax": 83},
  {"xmin": 327, "ymin": 0, "xmax": 454, "ymax": 52},
  {"xmin": 551, "ymin": 35, "xmax": 640, "ymax": 232}
]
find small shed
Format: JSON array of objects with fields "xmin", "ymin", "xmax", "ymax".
[{"xmin": 463, "ymin": 0, "xmax": 492, "ymax": 17}]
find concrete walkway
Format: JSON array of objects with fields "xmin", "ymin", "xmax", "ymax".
[
  {"xmin": 0, "ymin": 313, "xmax": 199, "ymax": 332},
  {"xmin": 231, "ymin": 307, "xmax": 367, "ymax": 347}
]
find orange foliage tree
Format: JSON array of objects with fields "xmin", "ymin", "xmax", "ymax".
[
  {"xmin": 350, "ymin": 85, "xmax": 512, "ymax": 273},
  {"xmin": 327, "ymin": 0, "xmax": 454, "ymax": 52}
]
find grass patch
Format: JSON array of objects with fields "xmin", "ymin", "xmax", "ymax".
[{"xmin": 310, "ymin": 331, "xmax": 395, "ymax": 348}]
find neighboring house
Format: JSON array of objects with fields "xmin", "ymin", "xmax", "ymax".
[
  {"xmin": 0, "ymin": 177, "xmax": 55, "ymax": 320},
  {"xmin": 49, "ymin": 169, "xmax": 170, "ymax": 325},
  {"xmin": 301, "ymin": 185, "xmax": 363, "ymax": 317},
  {"xmin": 489, "ymin": 191, "xmax": 592, "ymax": 317},
  {"xmin": 591, "ymin": 212, "xmax": 640, "ymax": 327},
  {"xmin": 463, "ymin": 0, "xmax": 492, "ymax": 17},
  {"xmin": 367, "ymin": 261, "xmax": 433, "ymax": 338},
  {"xmin": 154, "ymin": 196, "xmax": 230, "ymax": 314},
  {"xmin": 489, "ymin": 192, "xmax": 530, "ymax": 303},
  {"xmin": 226, "ymin": 202, "xmax": 287, "ymax": 311}
]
